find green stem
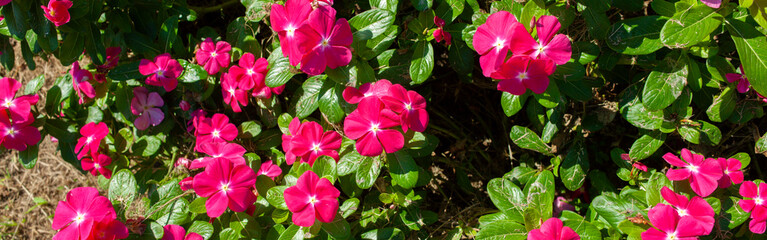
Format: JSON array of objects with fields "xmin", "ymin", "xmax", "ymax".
[{"xmin": 190, "ymin": 0, "xmax": 240, "ymax": 15}]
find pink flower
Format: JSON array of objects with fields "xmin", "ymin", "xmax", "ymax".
[
  {"xmin": 130, "ymin": 87, "xmax": 165, "ymax": 130},
  {"xmin": 179, "ymin": 100, "xmax": 190, "ymax": 111},
  {"xmin": 511, "ymin": 15, "xmax": 572, "ymax": 65},
  {"xmin": 194, "ymin": 113, "xmax": 238, "ymax": 151},
  {"xmin": 251, "ymin": 84, "xmax": 285, "ymax": 99},
  {"xmin": 52, "ymin": 187, "xmax": 117, "ymax": 240},
  {"xmin": 41, "ymin": 0, "xmax": 72, "ymax": 27},
  {"xmin": 663, "ymin": 149, "xmax": 723, "ymax": 197},
  {"xmin": 192, "ymin": 158, "xmax": 257, "ymax": 218},
  {"xmin": 725, "ymin": 66, "xmax": 750, "ymax": 93},
  {"xmin": 739, "ymin": 181, "xmax": 767, "ymax": 234},
  {"xmin": 290, "ymin": 121, "xmax": 342, "ymax": 165},
  {"xmin": 81, "ymin": 152, "xmax": 113, "ymax": 179},
  {"xmin": 343, "ymin": 98, "xmax": 404, "ymax": 156},
  {"xmin": 382, "ymin": 84, "xmax": 429, "ymax": 132},
  {"xmin": 196, "ymin": 38, "xmax": 231, "ymax": 75},
  {"xmin": 0, "ymin": 0, "xmax": 10, "ymax": 5},
  {"xmin": 491, "ymin": 56, "xmax": 555, "ymax": 95},
  {"xmin": 660, "ymin": 186, "xmax": 715, "ymax": 235},
  {"xmin": 433, "ymin": 16, "xmax": 451, "ymax": 46},
  {"xmin": 175, "ymin": 157, "xmax": 191, "ymax": 169},
  {"xmin": 294, "ymin": 6, "xmax": 353, "ymax": 75},
  {"xmin": 139, "ymin": 53, "xmax": 183, "ymax": 92},
  {"xmin": 257, "ymin": 161, "xmax": 282, "ymax": 180},
  {"xmin": 95, "ymin": 47, "xmax": 122, "ymax": 83},
  {"xmin": 633, "ymin": 162, "xmax": 648, "ymax": 172},
  {"xmin": 220, "ymin": 71, "xmax": 250, "ymax": 112},
  {"xmin": 641, "ymin": 204, "xmax": 706, "ymax": 240},
  {"xmin": 161, "ymin": 225, "xmax": 203, "ymax": 240},
  {"xmin": 0, "ymin": 77, "xmax": 40, "ymax": 123},
  {"xmin": 91, "ymin": 218, "xmax": 129, "ymax": 240},
  {"xmin": 282, "ymin": 118, "xmax": 304, "ymax": 165},
  {"xmin": 0, "ymin": 111, "xmax": 40, "ymax": 151},
  {"xmin": 187, "ymin": 109, "xmax": 206, "ymax": 133},
  {"xmin": 527, "ymin": 217, "xmax": 579, "ymax": 240},
  {"xmin": 284, "ymin": 170, "xmax": 340, "ymax": 227},
  {"xmin": 717, "ymin": 158, "xmax": 743, "ymax": 188},
  {"xmin": 701, "ymin": 0, "xmax": 721, "ymax": 8},
  {"xmin": 75, "ymin": 122, "xmax": 109, "ymax": 160},
  {"xmin": 191, "ymin": 142, "xmax": 247, "ymax": 169},
  {"xmin": 553, "ymin": 197, "xmax": 575, "ymax": 218},
  {"xmin": 179, "ymin": 177, "xmax": 194, "ymax": 191},
  {"xmin": 71, "ymin": 61, "xmax": 96, "ymax": 104},
  {"xmin": 270, "ymin": 0, "xmax": 313, "ymax": 66},
  {"xmin": 230, "ymin": 53, "xmax": 267, "ymax": 90},
  {"xmin": 342, "ymin": 79, "xmax": 393, "ymax": 104},
  {"xmin": 473, "ymin": 11, "xmax": 525, "ymax": 77}
]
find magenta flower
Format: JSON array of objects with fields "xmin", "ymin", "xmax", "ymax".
[
  {"xmin": 0, "ymin": 77, "xmax": 40, "ymax": 123},
  {"xmin": 633, "ymin": 162, "xmax": 648, "ymax": 172},
  {"xmin": 553, "ymin": 197, "xmax": 575, "ymax": 218},
  {"xmin": 139, "ymin": 53, "xmax": 183, "ymax": 92},
  {"xmin": 130, "ymin": 87, "xmax": 165, "ymax": 130},
  {"xmin": 191, "ymin": 142, "xmax": 247, "ymax": 169},
  {"xmin": 75, "ymin": 122, "xmax": 109, "ymax": 160},
  {"xmin": 290, "ymin": 121, "xmax": 342, "ymax": 165},
  {"xmin": 258, "ymin": 161, "xmax": 282, "ymax": 180},
  {"xmin": 0, "ymin": 111, "xmax": 41, "ymax": 151},
  {"xmin": 473, "ymin": 11, "xmax": 526, "ymax": 77},
  {"xmin": 81, "ymin": 152, "xmax": 113, "ymax": 179},
  {"xmin": 196, "ymin": 38, "xmax": 231, "ymax": 75},
  {"xmin": 491, "ymin": 56, "xmax": 555, "ymax": 95},
  {"xmin": 71, "ymin": 61, "xmax": 96, "ymax": 104},
  {"xmin": 660, "ymin": 186, "xmax": 715, "ymax": 235},
  {"xmin": 725, "ymin": 66, "xmax": 750, "ymax": 93},
  {"xmin": 161, "ymin": 225, "xmax": 203, "ymax": 240},
  {"xmin": 717, "ymin": 158, "xmax": 744, "ymax": 189},
  {"xmin": 282, "ymin": 118, "xmax": 304, "ymax": 165},
  {"xmin": 95, "ymin": 47, "xmax": 122, "ymax": 83},
  {"xmin": 527, "ymin": 217, "xmax": 579, "ymax": 240},
  {"xmin": 293, "ymin": 6, "xmax": 353, "ymax": 75},
  {"xmin": 382, "ymin": 84, "xmax": 429, "ymax": 132},
  {"xmin": 270, "ymin": 0, "xmax": 313, "ymax": 66},
  {"xmin": 221, "ymin": 71, "xmax": 250, "ymax": 112},
  {"xmin": 194, "ymin": 113, "xmax": 238, "ymax": 151},
  {"xmin": 663, "ymin": 149, "xmax": 723, "ymax": 197},
  {"xmin": 91, "ymin": 218, "xmax": 129, "ymax": 240},
  {"xmin": 343, "ymin": 98, "xmax": 404, "ymax": 156},
  {"xmin": 175, "ymin": 157, "xmax": 191, "ymax": 169},
  {"xmin": 179, "ymin": 177, "xmax": 194, "ymax": 191},
  {"xmin": 642, "ymin": 204, "xmax": 706, "ymax": 240},
  {"xmin": 193, "ymin": 157, "xmax": 257, "ymax": 218},
  {"xmin": 342, "ymin": 79, "xmax": 393, "ymax": 104},
  {"xmin": 284, "ymin": 170, "xmax": 340, "ymax": 227},
  {"xmin": 701, "ymin": 0, "xmax": 721, "ymax": 8},
  {"xmin": 433, "ymin": 16, "xmax": 451, "ymax": 46},
  {"xmin": 41, "ymin": 0, "xmax": 72, "ymax": 27},
  {"xmin": 511, "ymin": 15, "xmax": 572, "ymax": 65},
  {"xmin": 739, "ymin": 181, "xmax": 767, "ymax": 234},
  {"xmin": 52, "ymin": 187, "xmax": 117, "ymax": 240},
  {"xmin": 251, "ymin": 84, "xmax": 285, "ymax": 99},
  {"xmin": 0, "ymin": 0, "xmax": 9, "ymax": 5},
  {"xmin": 179, "ymin": 100, "xmax": 191, "ymax": 111},
  {"xmin": 230, "ymin": 53, "xmax": 267, "ymax": 90}
]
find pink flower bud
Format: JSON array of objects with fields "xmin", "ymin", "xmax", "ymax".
[
  {"xmin": 179, "ymin": 177, "xmax": 194, "ymax": 191},
  {"xmin": 179, "ymin": 100, "xmax": 190, "ymax": 111}
]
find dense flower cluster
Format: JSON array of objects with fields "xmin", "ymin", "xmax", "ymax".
[
  {"xmin": 0, "ymin": 78, "xmax": 41, "ymax": 151},
  {"xmin": 473, "ymin": 12, "xmax": 572, "ymax": 95},
  {"xmin": 76, "ymin": 122, "xmax": 112, "ymax": 178},
  {"xmin": 52, "ymin": 187, "xmax": 128, "ymax": 240}
]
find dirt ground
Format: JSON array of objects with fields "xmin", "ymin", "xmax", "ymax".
[{"xmin": 0, "ymin": 41, "xmax": 96, "ymax": 239}]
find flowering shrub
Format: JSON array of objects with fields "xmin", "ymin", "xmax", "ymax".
[{"xmin": 2, "ymin": 0, "xmax": 767, "ymax": 239}]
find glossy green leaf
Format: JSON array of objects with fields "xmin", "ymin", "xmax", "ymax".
[
  {"xmin": 628, "ymin": 130, "xmax": 666, "ymax": 161},
  {"xmin": 660, "ymin": 5, "xmax": 722, "ymax": 48},
  {"xmin": 509, "ymin": 126, "xmax": 552, "ymax": 155},
  {"xmin": 607, "ymin": 16, "xmax": 666, "ymax": 55},
  {"xmin": 108, "ymin": 169, "xmax": 138, "ymax": 207},
  {"xmin": 561, "ymin": 142, "xmax": 589, "ymax": 191},
  {"xmin": 726, "ymin": 17, "xmax": 767, "ymax": 98},
  {"xmin": 387, "ymin": 151, "xmax": 419, "ymax": 189},
  {"xmin": 642, "ymin": 53, "xmax": 688, "ymax": 111},
  {"xmin": 265, "ymin": 48, "xmax": 296, "ymax": 87},
  {"xmin": 349, "ymin": 9, "xmax": 396, "ymax": 41},
  {"xmin": 409, "ymin": 41, "xmax": 434, "ymax": 84}
]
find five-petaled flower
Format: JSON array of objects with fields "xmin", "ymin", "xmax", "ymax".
[
  {"xmin": 289, "ymin": 120, "xmax": 342, "ymax": 165},
  {"xmin": 52, "ymin": 187, "xmax": 127, "ymax": 240},
  {"xmin": 663, "ymin": 149, "xmax": 723, "ymax": 197},
  {"xmin": 293, "ymin": 6, "xmax": 353, "ymax": 75},
  {"xmin": 511, "ymin": 15, "xmax": 572, "ymax": 65},
  {"xmin": 196, "ymin": 38, "xmax": 232, "ymax": 75},
  {"xmin": 130, "ymin": 87, "xmax": 165, "ymax": 130},
  {"xmin": 717, "ymin": 157, "xmax": 744, "ymax": 189},
  {"xmin": 473, "ymin": 11, "xmax": 525, "ymax": 77},
  {"xmin": 343, "ymin": 98, "xmax": 404, "ymax": 156},
  {"xmin": 342, "ymin": 79, "xmax": 393, "ymax": 104},
  {"xmin": 284, "ymin": 170, "xmax": 340, "ymax": 227},
  {"xmin": 139, "ymin": 53, "xmax": 183, "ymax": 92},
  {"xmin": 220, "ymin": 71, "xmax": 250, "ymax": 112},
  {"xmin": 725, "ymin": 66, "xmax": 751, "ymax": 94},
  {"xmin": 641, "ymin": 203, "xmax": 707, "ymax": 240},
  {"xmin": 0, "ymin": 77, "xmax": 40, "ymax": 123},
  {"xmin": 433, "ymin": 16, "xmax": 451, "ymax": 46},
  {"xmin": 660, "ymin": 186, "xmax": 715, "ymax": 235},
  {"xmin": 41, "ymin": 0, "xmax": 73, "ymax": 27},
  {"xmin": 491, "ymin": 56, "xmax": 555, "ymax": 95},
  {"xmin": 81, "ymin": 152, "xmax": 114, "ymax": 179},
  {"xmin": 381, "ymin": 84, "xmax": 430, "ymax": 132},
  {"xmin": 527, "ymin": 217, "xmax": 580, "ymax": 240},
  {"xmin": 270, "ymin": 0, "xmax": 313, "ymax": 66},
  {"xmin": 194, "ymin": 113, "xmax": 238, "ymax": 151},
  {"xmin": 161, "ymin": 225, "xmax": 203, "ymax": 240},
  {"xmin": 75, "ymin": 122, "xmax": 109, "ymax": 160},
  {"xmin": 71, "ymin": 61, "xmax": 97, "ymax": 104},
  {"xmin": 739, "ymin": 181, "xmax": 767, "ymax": 234},
  {"xmin": 192, "ymin": 157, "xmax": 257, "ymax": 218}
]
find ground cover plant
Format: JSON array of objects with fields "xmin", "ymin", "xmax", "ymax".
[{"xmin": 1, "ymin": 0, "xmax": 767, "ymax": 239}]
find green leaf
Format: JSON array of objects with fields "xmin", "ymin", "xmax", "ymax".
[
  {"xmin": 86, "ymin": 105, "xmax": 104, "ymax": 123},
  {"xmin": 642, "ymin": 53, "xmax": 688, "ymax": 111},
  {"xmin": 349, "ymin": 9, "xmax": 396, "ymax": 41},
  {"xmin": 534, "ymin": 81, "xmax": 561, "ymax": 108},
  {"xmin": 58, "ymin": 32, "xmax": 85, "ymax": 66},
  {"xmin": 108, "ymin": 169, "xmax": 138, "ymax": 207},
  {"xmin": 23, "ymin": 74, "xmax": 45, "ymax": 95},
  {"xmin": 501, "ymin": 92, "xmax": 528, "ymax": 117},
  {"xmin": 239, "ymin": 120, "xmax": 262, "ymax": 138},
  {"xmin": 757, "ymin": 132, "xmax": 767, "ymax": 154},
  {"xmin": 590, "ymin": 192, "xmax": 645, "ymax": 228},
  {"xmin": 154, "ymin": 199, "xmax": 188, "ymax": 226},
  {"xmin": 278, "ymin": 224, "xmax": 304, "ymax": 240},
  {"xmin": 625, "ymin": 102, "xmax": 664, "ymax": 130},
  {"xmin": 266, "ymin": 186, "xmax": 289, "ymax": 210},
  {"xmin": 294, "ymin": 75, "xmax": 324, "ymax": 119},
  {"xmin": 360, "ymin": 228, "xmax": 404, "ymax": 240},
  {"xmin": 525, "ymin": 171, "xmax": 555, "ymax": 218},
  {"xmin": 313, "ymin": 156, "xmax": 338, "ymax": 183},
  {"xmin": 18, "ymin": 144, "xmax": 39, "ymax": 169},
  {"xmin": 356, "ymin": 25, "xmax": 399, "ymax": 60},
  {"xmin": 660, "ymin": 5, "xmax": 722, "ymax": 48},
  {"xmin": 241, "ymin": 0, "xmax": 271, "ymax": 21},
  {"xmin": 355, "ymin": 155, "xmax": 382, "ymax": 189},
  {"xmin": 84, "ymin": 23, "xmax": 106, "ymax": 66},
  {"xmin": 741, "ymin": 0, "xmax": 767, "ymax": 30},
  {"xmin": 582, "ymin": 8, "xmax": 610, "ymax": 39},
  {"xmin": 265, "ymin": 48, "xmax": 296, "ymax": 87},
  {"xmin": 486, "ymin": 178, "xmax": 525, "ymax": 223},
  {"xmin": 607, "ymin": 15, "xmax": 666, "ymax": 55},
  {"xmin": 2, "ymin": 3, "xmax": 29, "ymax": 40},
  {"xmin": 475, "ymin": 220, "xmax": 527, "ymax": 240},
  {"xmin": 319, "ymin": 82, "xmax": 345, "ymax": 123},
  {"xmin": 561, "ymin": 142, "xmax": 589, "ymax": 191},
  {"xmin": 370, "ymin": 0, "xmax": 399, "ymax": 13},
  {"xmin": 159, "ymin": 16, "xmax": 178, "ymax": 53},
  {"xmin": 679, "ymin": 120, "xmax": 721, "ymax": 145},
  {"xmin": 108, "ymin": 62, "xmax": 144, "ymax": 81},
  {"xmin": 509, "ymin": 126, "xmax": 551, "ymax": 155},
  {"xmin": 628, "ymin": 130, "xmax": 666, "ymax": 161},
  {"xmin": 726, "ymin": 17, "xmax": 767, "ymax": 98},
  {"xmin": 411, "ymin": 0, "xmax": 432, "ymax": 11},
  {"xmin": 409, "ymin": 41, "xmax": 434, "ymax": 84},
  {"xmin": 720, "ymin": 196, "xmax": 750, "ymax": 230},
  {"xmin": 560, "ymin": 212, "xmax": 603, "ymax": 240},
  {"xmin": 338, "ymin": 143, "xmax": 364, "ymax": 176},
  {"xmin": 644, "ymin": 172, "xmax": 673, "ymax": 206},
  {"xmin": 188, "ymin": 221, "xmax": 214, "ymax": 240},
  {"xmin": 387, "ymin": 151, "xmax": 419, "ymax": 189},
  {"xmin": 705, "ymin": 86, "xmax": 736, "ymax": 122},
  {"xmin": 322, "ymin": 214, "xmax": 352, "ymax": 240},
  {"xmin": 178, "ymin": 59, "xmax": 209, "ymax": 83}
]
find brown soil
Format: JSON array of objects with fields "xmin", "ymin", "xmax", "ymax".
[{"xmin": 0, "ymin": 41, "xmax": 96, "ymax": 240}]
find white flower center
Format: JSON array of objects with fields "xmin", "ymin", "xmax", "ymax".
[
  {"xmin": 321, "ymin": 38, "xmax": 330, "ymax": 47},
  {"xmin": 3, "ymin": 98, "xmax": 13, "ymax": 108},
  {"xmin": 212, "ymin": 130, "xmax": 221, "ymax": 138},
  {"xmin": 493, "ymin": 38, "xmax": 505, "ymax": 49},
  {"xmin": 667, "ymin": 232, "xmax": 677, "ymax": 240},
  {"xmin": 724, "ymin": 169, "xmax": 730, "ymax": 175},
  {"xmin": 5, "ymin": 127, "xmax": 15, "ymax": 137},
  {"xmin": 756, "ymin": 197, "xmax": 764, "ymax": 206},
  {"xmin": 517, "ymin": 72, "xmax": 529, "ymax": 81},
  {"xmin": 369, "ymin": 123, "xmax": 380, "ymax": 134},
  {"xmin": 94, "ymin": 163, "xmax": 101, "ymax": 169},
  {"xmin": 85, "ymin": 136, "xmax": 93, "ymax": 143},
  {"xmin": 247, "ymin": 68, "xmax": 255, "ymax": 75},
  {"xmin": 220, "ymin": 182, "xmax": 231, "ymax": 193},
  {"xmin": 309, "ymin": 196, "xmax": 317, "ymax": 204},
  {"xmin": 210, "ymin": 52, "xmax": 218, "ymax": 58},
  {"xmin": 405, "ymin": 103, "xmax": 412, "ymax": 110},
  {"xmin": 677, "ymin": 208, "xmax": 688, "ymax": 217},
  {"xmin": 311, "ymin": 143, "xmax": 321, "ymax": 153},
  {"xmin": 536, "ymin": 44, "xmax": 547, "ymax": 55},
  {"xmin": 687, "ymin": 165, "xmax": 699, "ymax": 173},
  {"xmin": 228, "ymin": 88, "xmax": 236, "ymax": 96},
  {"xmin": 156, "ymin": 70, "xmax": 165, "ymax": 77},
  {"xmin": 286, "ymin": 26, "xmax": 297, "ymax": 37},
  {"xmin": 73, "ymin": 213, "xmax": 86, "ymax": 224}
]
